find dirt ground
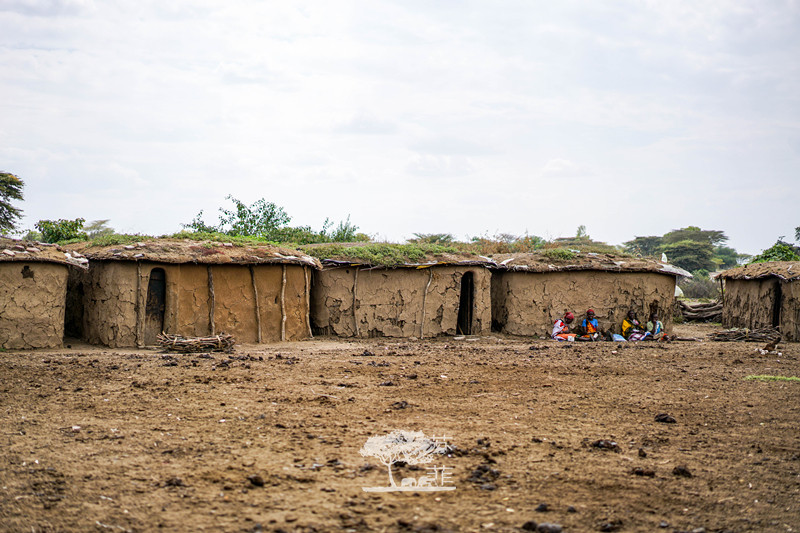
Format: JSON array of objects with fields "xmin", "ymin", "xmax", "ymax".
[{"xmin": 1, "ymin": 323, "xmax": 799, "ymax": 533}]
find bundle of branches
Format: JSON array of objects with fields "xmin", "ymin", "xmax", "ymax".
[
  {"xmin": 708, "ymin": 327, "xmax": 781, "ymax": 343},
  {"xmin": 677, "ymin": 299, "xmax": 722, "ymax": 321},
  {"xmin": 157, "ymin": 333, "xmax": 236, "ymax": 353}
]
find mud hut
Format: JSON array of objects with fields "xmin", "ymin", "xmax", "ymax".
[
  {"xmin": 304, "ymin": 244, "xmax": 494, "ymax": 338},
  {"xmin": 67, "ymin": 238, "xmax": 320, "ymax": 347},
  {"xmin": 491, "ymin": 252, "xmax": 689, "ymax": 337},
  {"xmin": 718, "ymin": 261, "xmax": 800, "ymax": 341},
  {"xmin": 0, "ymin": 237, "xmax": 88, "ymax": 349}
]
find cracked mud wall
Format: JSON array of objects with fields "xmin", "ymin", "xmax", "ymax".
[
  {"xmin": 723, "ymin": 279, "xmax": 799, "ymax": 341},
  {"xmin": 311, "ymin": 266, "xmax": 491, "ymax": 338},
  {"xmin": 782, "ymin": 280, "xmax": 800, "ymax": 341},
  {"xmin": 0, "ymin": 262, "xmax": 69, "ymax": 349},
  {"xmin": 83, "ymin": 262, "xmax": 139, "ymax": 347},
  {"xmin": 83, "ymin": 262, "xmax": 311, "ymax": 347},
  {"xmin": 492, "ymin": 270, "xmax": 676, "ymax": 336}
]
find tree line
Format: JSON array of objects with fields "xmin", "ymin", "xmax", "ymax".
[{"xmin": 2, "ymin": 171, "xmax": 799, "ymax": 273}]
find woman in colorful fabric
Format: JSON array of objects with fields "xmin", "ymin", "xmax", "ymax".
[
  {"xmin": 578, "ymin": 309, "xmax": 601, "ymax": 341},
  {"xmin": 622, "ymin": 310, "xmax": 650, "ymax": 341},
  {"xmin": 551, "ymin": 312, "xmax": 576, "ymax": 341}
]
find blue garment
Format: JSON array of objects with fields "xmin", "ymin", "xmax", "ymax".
[{"xmin": 581, "ymin": 318, "xmax": 599, "ymax": 332}]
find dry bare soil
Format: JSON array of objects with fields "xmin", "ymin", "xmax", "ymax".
[{"xmin": 1, "ymin": 324, "xmax": 799, "ymax": 533}]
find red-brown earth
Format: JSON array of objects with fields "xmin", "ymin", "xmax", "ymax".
[{"xmin": 1, "ymin": 324, "xmax": 798, "ymax": 532}]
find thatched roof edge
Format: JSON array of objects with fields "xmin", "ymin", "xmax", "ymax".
[
  {"xmin": 66, "ymin": 239, "xmax": 321, "ymax": 268},
  {"xmin": 718, "ymin": 261, "xmax": 800, "ymax": 282},
  {"xmin": 0, "ymin": 237, "xmax": 88, "ymax": 269},
  {"xmin": 321, "ymin": 258, "xmax": 496, "ymax": 270},
  {"xmin": 489, "ymin": 253, "xmax": 691, "ymax": 278}
]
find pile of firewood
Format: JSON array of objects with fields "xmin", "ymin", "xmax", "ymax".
[
  {"xmin": 708, "ymin": 327, "xmax": 781, "ymax": 343},
  {"xmin": 157, "ymin": 333, "xmax": 236, "ymax": 353},
  {"xmin": 677, "ymin": 299, "xmax": 722, "ymax": 321}
]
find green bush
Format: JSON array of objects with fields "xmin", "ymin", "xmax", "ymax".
[
  {"xmin": 35, "ymin": 218, "xmax": 87, "ymax": 243},
  {"xmin": 749, "ymin": 242, "xmax": 800, "ymax": 263}
]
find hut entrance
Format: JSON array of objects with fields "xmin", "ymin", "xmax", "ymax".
[
  {"xmin": 771, "ymin": 281, "xmax": 783, "ymax": 328},
  {"xmin": 144, "ymin": 268, "xmax": 166, "ymax": 345},
  {"xmin": 456, "ymin": 272, "xmax": 474, "ymax": 335}
]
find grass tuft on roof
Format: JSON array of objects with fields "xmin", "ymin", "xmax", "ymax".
[{"xmin": 303, "ymin": 242, "xmax": 463, "ymax": 267}]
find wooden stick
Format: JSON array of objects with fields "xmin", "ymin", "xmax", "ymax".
[
  {"xmin": 207, "ymin": 265, "xmax": 215, "ymax": 336},
  {"xmin": 250, "ymin": 265, "xmax": 262, "ymax": 343},
  {"xmin": 353, "ymin": 267, "xmax": 360, "ymax": 338},
  {"xmin": 420, "ymin": 268, "xmax": 433, "ymax": 339},
  {"xmin": 280, "ymin": 264, "xmax": 287, "ymax": 341},
  {"xmin": 135, "ymin": 262, "xmax": 143, "ymax": 348},
  {"xmin": 304, "ymin": 266, "xmax": 313, "ymax": 338}
]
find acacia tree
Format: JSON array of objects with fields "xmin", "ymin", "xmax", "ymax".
[
  {"xmin": 0, "ymin": 172, "xmax": 24, "ymax": 232},
  {"xmin": 623, "ymin": 236, "xmax": 663, "ymax": 257},
  {"xmin": 359, "ymin": 430, "xmax": 448, "ymax": 487}
]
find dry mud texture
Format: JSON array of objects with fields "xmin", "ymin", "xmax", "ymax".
[
  {"xmin": 312, "ymin": 267, "xmax": 491, "ymax": 338},
  {"xmin": 0, "ymin": 262, "xmax": 68, "ymax": 350},
  {"xmin": 1, "ymin": 323, "xmax": 799, "ymax": 533}
]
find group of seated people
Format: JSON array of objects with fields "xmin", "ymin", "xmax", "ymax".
[{"xmin": 552, "ymin": 308, "xmax": 669, "ymax": 342}]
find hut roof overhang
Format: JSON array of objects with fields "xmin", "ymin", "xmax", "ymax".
[
  {"xmin": 0, "ymin": 237, "xmax": 88, "ymax": 269},
  {"xmin": 490, "ymin": 252, "xmax": 692, "ymax": 278},
  {"xmin": 717, "ymin": 261, "xmax": 800, "ymax": 282},
  {"xmin": 299, "ymin": 242, "xmax": 495, "ymax": 270},
  {"xmin": 66, "ymin": 239, "xmax": 321, "ymax": 268}
]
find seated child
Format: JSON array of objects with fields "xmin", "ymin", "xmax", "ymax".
[
  {"xmin": 552, "ymin": 312, "xmax": 576, "ymax": 341},
  {"xmin": 646, "ymin": 313, "xmax": 667, "ymax": 341},
  {"xmin": 577, "ymin": 309, "xmax": 602, "ymax": 341},
  {"xmin": 622, "ymin": 310, "xmax": 650, "ymax": 341}
]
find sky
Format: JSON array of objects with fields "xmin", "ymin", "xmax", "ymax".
[{"xmin": 1, "ymin": 0, "xmax": 799, "ymax": 255}]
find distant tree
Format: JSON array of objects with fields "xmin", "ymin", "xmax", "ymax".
[
  {"xmin": 0, "ymin": 172, "xmax": 25, "ymax": 232},
  {"xmin": 552, "ymin": 235, "xmax": 619, "ymax": 253},
  {"xmin": 84, "ymin": 219, "xmax": 115, "ymax": 239},
  {"xmin": 661, "ymin": 240, "xmax": 716, "ymax": 272},
  {"xmin": 713, "ymin": 245, "xmax": 740, "ymax": 269},
  {"xmin": 469, "ymin": 232, "xmax": 545, "ymax": 254},
  {"xmin": 623, "ymin": 236, "xmax": 663, "ymax": 257},
  {"xmin": 662, "ymin": 226, "xmax": 727, "ymax": 246},
  {"xmin": 796, "ymin": 226, "xmax": 800, "ymax": 242},
  {"xmin": 409, "ymin": 233, "xmax": 455, "ymax": 245},
  {"xmin": 35, "ymin": 218, "xmax": 88, "ymax": 243},
  {"xmin": 21, "ymin": 229, "xmax": 43, "ymax": 241},
  {"xmin": 575, "ymin": 225, "xmax": 588, "ymax": 239}
]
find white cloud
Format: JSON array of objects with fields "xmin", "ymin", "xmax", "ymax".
[{"xmin": 0, "ymin": 1, "xmax": 797, "ymax": 254}]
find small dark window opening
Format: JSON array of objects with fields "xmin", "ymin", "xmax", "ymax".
[
  {"xmin": 456, "ymin": 272, "xmax": 475, "ymax": 335},
  {"xmin": 772, "ymin": 281, "xmax": 783, "ymax": 329},
  {"xmin": 21, "ymin": 265, "xmax": 34, "ymax": 279}
]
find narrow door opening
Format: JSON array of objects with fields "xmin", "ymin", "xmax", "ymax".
[
  {"xmin": 771, "ymin": 281, "xmax": 783, "ymax": 329},
  {"xmin": 456, "ymin": 272, "xmax": 474, "ymax": 335},
  {"xmin": 144, "ymin": 268, "xmax": 166, "ymax": 345}
]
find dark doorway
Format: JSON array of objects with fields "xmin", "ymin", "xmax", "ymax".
[
  {"xmin": 144, "ymin": 268, "xmax": 166, "ymax": 345},
  {"xmin": 456, "ymin": 272, "xmax": 474, "ymax": 335},
  {"xmin": 771, "ymin": 281, "xmax": 783, "ymax": 329}
]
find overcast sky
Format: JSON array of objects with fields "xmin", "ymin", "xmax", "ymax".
[{"xmin": 2, "ymin": 0, "xmax": 799, "ymax": 255}]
